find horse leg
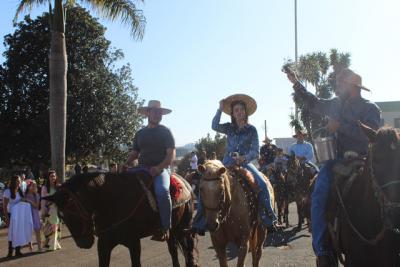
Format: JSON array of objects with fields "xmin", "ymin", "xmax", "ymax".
[
  {"xmin": 128, "ymin": 239, "xmax": 141, "ymax": 267},
  {"xmin": 236, "ymin": 238, "xmax": 249, "ymax": 267},
  {"xmin": 177, "ymin": 231, "xmax": 198, "ymax": 267},
  {"xmin": 284, "ymin": 201, "xmax": 289, "ymax": 228},
  {"xmin": 251, "ymin": 226, "xmax": 266, "ymax": 267},
  {"xmin": 211, "ymin": 235, "xmax": 228, "ymax": 267},
  {"xmin": 296, "ymin": 200, "xmax": 302, "ymax": 230},
  {"xmin": 97, "ymin": 237, "xmax": 115, "ymax": 267},
  {"xmin": 167, "ymin": 232, "xmax": 180, "ymax": 267}
]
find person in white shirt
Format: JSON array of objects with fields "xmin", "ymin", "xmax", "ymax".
[{"xmin": 190, "ymin": 151, "xmax": 198, "ymax": 171}]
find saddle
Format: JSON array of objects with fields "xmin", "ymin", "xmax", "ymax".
[{"xmin": 128, "ymin": 167, "xmax": 192, "ymax": 212}]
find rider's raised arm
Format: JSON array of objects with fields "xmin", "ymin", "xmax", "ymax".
[
  {"xmin": 244, "ymin": 126, "xmax": 260, "ymax": 163},
  {"xmin": 211, "ymin": 109, "xmax": 229, "ymax": 134},
  {"xmin": 293, "ymin": 82, "xmax": 339, "ymax": 118}
]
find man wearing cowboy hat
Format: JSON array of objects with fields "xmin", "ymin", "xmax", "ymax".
[
  {"xmin": 286, "ymin": 68, "xmax": 381, "ymax": 266},
  {"xmin": 289, "ymin": 129, "xmax": 319, "ymax": 173},
  {"xmin": 125, "ymin": 100, "xmax": 175, "ymax": 241},
  {"xmin": 260, "ymin": 136, "xmax": 278, "ymax": 167}
]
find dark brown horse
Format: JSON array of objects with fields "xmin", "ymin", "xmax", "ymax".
[
  {"xmin": 329, "ymin": 125, "xmax": 400, "ymax": 267},
  {"xmin": 285, "ymin": 154, "xmax": 316, "ymax": 230},
  {"xmin": 43, "ymin": 171, "xmax": 198, "ymax": 267},
  {"xmin": 270, "ymin": 166, "xmax": 287, "ymax": 226}
]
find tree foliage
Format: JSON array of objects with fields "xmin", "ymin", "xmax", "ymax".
[
  {"xmin": 283, "ymin": 49, "xmax": 351, "ymax": 137},
  {"xmin": 0, "ymin": 6, "xmax": 143, "ymax": 167}
]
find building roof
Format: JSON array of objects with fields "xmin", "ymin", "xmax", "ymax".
[{"xmin": 376, "ymin": 101, "xmax": 400, "ymax": 112}]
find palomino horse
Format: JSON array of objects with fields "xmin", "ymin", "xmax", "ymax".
[
  {"xmin": 285, "ymin": 153, "xmax": 316, "ymax": 230},
  {"xmin": 198, "ymin": 160, "xmax": 273, "ymax": 267},
  {"xmin": 43, "ymin": 171, "xmax": 198, "ymax": 267},
  {"xmin": 328, "ymin": 125, "xmax": 400, "ymax": 267}
]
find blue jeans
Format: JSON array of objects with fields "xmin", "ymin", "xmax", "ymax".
[
  {"xmin": 245, "ymin": 163, "xmax": 277, "ymax": 227},
  {"xmin": 311, "ymin": 160, "xmax": 337, "ymax": 256},
  {"xmin": 154, "ymin": 169, "xmax": 172, "ymax": 230}
]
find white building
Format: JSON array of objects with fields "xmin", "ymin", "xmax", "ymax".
[
  {"xmin": 274, "ymin": 137, "xmax": 296, "ymax": 154},
  {"xmin": 376, "ymin": 101, "xmax": 400, "ymax": 128}
]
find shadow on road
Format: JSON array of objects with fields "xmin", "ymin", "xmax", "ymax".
[{"xmin": 264, "ymin": 225, "xmax": 311, "ymax": 248}]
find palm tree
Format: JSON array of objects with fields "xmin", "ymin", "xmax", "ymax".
[{"xmin": 14, "ymin": 0, "xmax": 145, "ymax": 182}]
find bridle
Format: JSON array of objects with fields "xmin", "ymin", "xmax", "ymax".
[
  {"xmin": 200, "ymin": 176, "xmax": 231, "ymax": 228},
  {"xmin": 57, "ymin": 187, "xmax": 94, "ymax": 237},
  {"xmin": 367, "ymin": 143, "xmax": 400, "ymax": 234}
]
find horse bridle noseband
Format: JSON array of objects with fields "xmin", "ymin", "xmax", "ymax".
[
  {"xmin": 201, "ymin": 176, "xmax": 231, "ymax": 226},
  {"xmin": 58, "ymin": 187, "xmax": 93, "ymax": 237}
]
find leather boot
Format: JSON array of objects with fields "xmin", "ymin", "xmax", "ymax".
[
  {"xmin": 7, "ymin": 241, "xmax": 13, "ymax": 258},
  {"xmin": 15, "ymin": 246, "xmax": 23, "ymax": 257}
]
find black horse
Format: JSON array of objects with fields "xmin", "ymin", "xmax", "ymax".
[
  {"xmin": 329, "ymin": 124, "xmax": 400, "ymax": 267},
  {"xmin": 44, "ymin": 171, "xmax": 198, "ymax": 267},
  {"xmin": 285, "ymin": 153, "xmax": 316, "ymax": 230}
]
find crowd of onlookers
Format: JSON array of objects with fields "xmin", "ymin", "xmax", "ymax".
[{"xmin": 1, "ymin": 170, "xmax": 61, "ymax": 258}]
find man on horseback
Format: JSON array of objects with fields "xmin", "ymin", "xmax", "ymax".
[
  {"xmin": 285, "ymin": 68, "xmax": 381, "ymax": 266},
  {"xmin": 289, "ymin": 129, "xmax": 319, "ymax": 175},
  {"xmin": 125, "ymin": 100, "xmax": 175, "ymax": 241}
]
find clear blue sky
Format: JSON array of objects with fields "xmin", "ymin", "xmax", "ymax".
[{"xmin": 1, "ymin": 0, "xmax": 400, "ymax": 146}]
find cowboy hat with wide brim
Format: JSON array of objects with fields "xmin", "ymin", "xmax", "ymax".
[
  {"xmin": 336, "ymin": 68, "xmax": 371, "ymax": 92},
  {"xmin": 293, "ymin": 129, "xmax": 308, "ymax": 138},
  {"xmin": 138, "ymin": 100, "xmax": 172, "ymax": 116},
  {"xmin": 262, "ymin": 136, "xmax": 273, "ymax": 143},
  {"xmin": 221, "ymin": 94, "xmax": 257, "ymax": 116}
]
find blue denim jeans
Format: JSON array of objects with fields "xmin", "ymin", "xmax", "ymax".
[
  {"xmin": 245, "ymin": 163, "xmax": 277, "ymax": 227},
  {"xmin": 154, "ymin": 168, "xmax": 172, "ymax": 230},
  {"xmin": 311, "ymin": 160, "xmax": 337, "ymax": 256}
]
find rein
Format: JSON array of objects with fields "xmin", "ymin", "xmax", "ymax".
[
  {"xmin": 334, "ymin": 144, "xmax": 400, "ymax": 248},
  {"xmin": 201, "ymin": 176, "xmax": 231, "ymax": 226}
]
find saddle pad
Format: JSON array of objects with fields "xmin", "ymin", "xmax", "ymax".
[{"xmin": 170, "ymin": 174, "xmax": 192, "ymax": 208}]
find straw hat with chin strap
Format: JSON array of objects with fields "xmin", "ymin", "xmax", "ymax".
[
  {"xmin": 221, "ymin": 94, "xmax": 257, "ymax": 116},
  {"xmin": 138, "ymin": 100, "xmax": 172, "ymax": 116}
]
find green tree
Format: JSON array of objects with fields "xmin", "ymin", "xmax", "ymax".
[
  {"xmin": 195, "ymin": 133, "xmax": 227, "ymax": 160},
  {"xmin": 0, "ymin": 7, "xmax": 143, "ymax": 168},
  {"xmin": 283, "ymin": 49, "xmax": 351, "ymax": 138},
  {"xmin": 13, "ymin": 0, "xmax": 145, "ymax": 181}
]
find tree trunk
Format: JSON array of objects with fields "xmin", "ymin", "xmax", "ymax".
[{"xmin": 49, "ymin": 0, "xmax": 67, "ymax": 183}]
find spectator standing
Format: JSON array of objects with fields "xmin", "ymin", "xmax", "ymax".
[
  {"xmin": 190, "ymin": 151, "xmax": 198, "ymax": 171},
  {"xmin": 25, "ymin": 181, "xmax": 42, "ymax": 252}
]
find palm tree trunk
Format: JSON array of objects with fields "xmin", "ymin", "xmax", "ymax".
[{"xmin": 49, "ymin": 0, "xmax": 67, "ymax": 182}]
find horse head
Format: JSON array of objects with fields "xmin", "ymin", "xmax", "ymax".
[
  {"xmin": 361, "ymin": 123, "xmax": 400, "ymax": 233},
  {"xmin": 286, "ymin": 153, "xmax": 300, "ymax": 183},
  {"xmin": 198, "ymin": 160, "xmax": 231, "ymax": 232},
  {"xmin": 43, "ymin": 173, "xmax": 103, "ymax": 248}
]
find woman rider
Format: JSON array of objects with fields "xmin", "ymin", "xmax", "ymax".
[{"xmin": 192, "ymin": 94, "xmax": 280, "ymax": 233}]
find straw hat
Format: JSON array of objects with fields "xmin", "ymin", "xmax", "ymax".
[
  {"xmin": 336, "ymin": 68, "xmax": 370, "ymax": 92},
  {"xmin": 138, "ymin": 100, "xmax": 172, "ymax": 116},
  {"xmin": 293, "ymin": 129, "xmax": 308, "ymax": 138},
  {"xmin": 221, "ymin": 94, "xmax": 257, "ymax": 115}
]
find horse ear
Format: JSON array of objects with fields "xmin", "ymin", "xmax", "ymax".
[
  {"xmin": 359, "ymin": 121, "xmax": 377, "ymax": 143},
  {"xmin": 217, "ymin": 167, "xmax": 226, "ymax": 176},
  {"xmin": 197, "ymin": 164, "xmax": 206, "ymax": 173}
]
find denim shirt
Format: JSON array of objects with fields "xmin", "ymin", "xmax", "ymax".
[
  {"xmin": 212, "ymin": 109, "xmax": 259, "ymax": 167},
  {"xmin": 293, "ymin": 82, "xmax": 382, "ymax": 157}
]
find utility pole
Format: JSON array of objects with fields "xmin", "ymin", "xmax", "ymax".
[
  {"xmin": 294, "ymin": 0, "xmax": 299, "ymax": 120},
  {"xmin": 264, "ymin": 120, "xmax": 267, "ymax": 140}
]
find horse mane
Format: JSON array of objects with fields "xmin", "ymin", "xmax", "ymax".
[
  {"xmin": 65, "ymin": 172, "xmax": 107, "ymax": 191},
  {"xmin": 376, "ymin": 127, "xmax": 399, "ymax": 147}
]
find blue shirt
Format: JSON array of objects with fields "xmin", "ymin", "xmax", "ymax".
[
  {"xmin": 293, "ymin": 82, "xmax": 381, "ymax": 157},
  {"xmin": 289, "ymin": 142, "xmax": 314, "ymax": 162},
  {"xmin": 212, "ymin": 109, "xmax": 259, "ymax": 167}
]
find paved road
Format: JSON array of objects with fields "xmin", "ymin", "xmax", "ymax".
[{"xmin": 0, "ymin": 203, "xmax": 316, "ymax": 267}]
